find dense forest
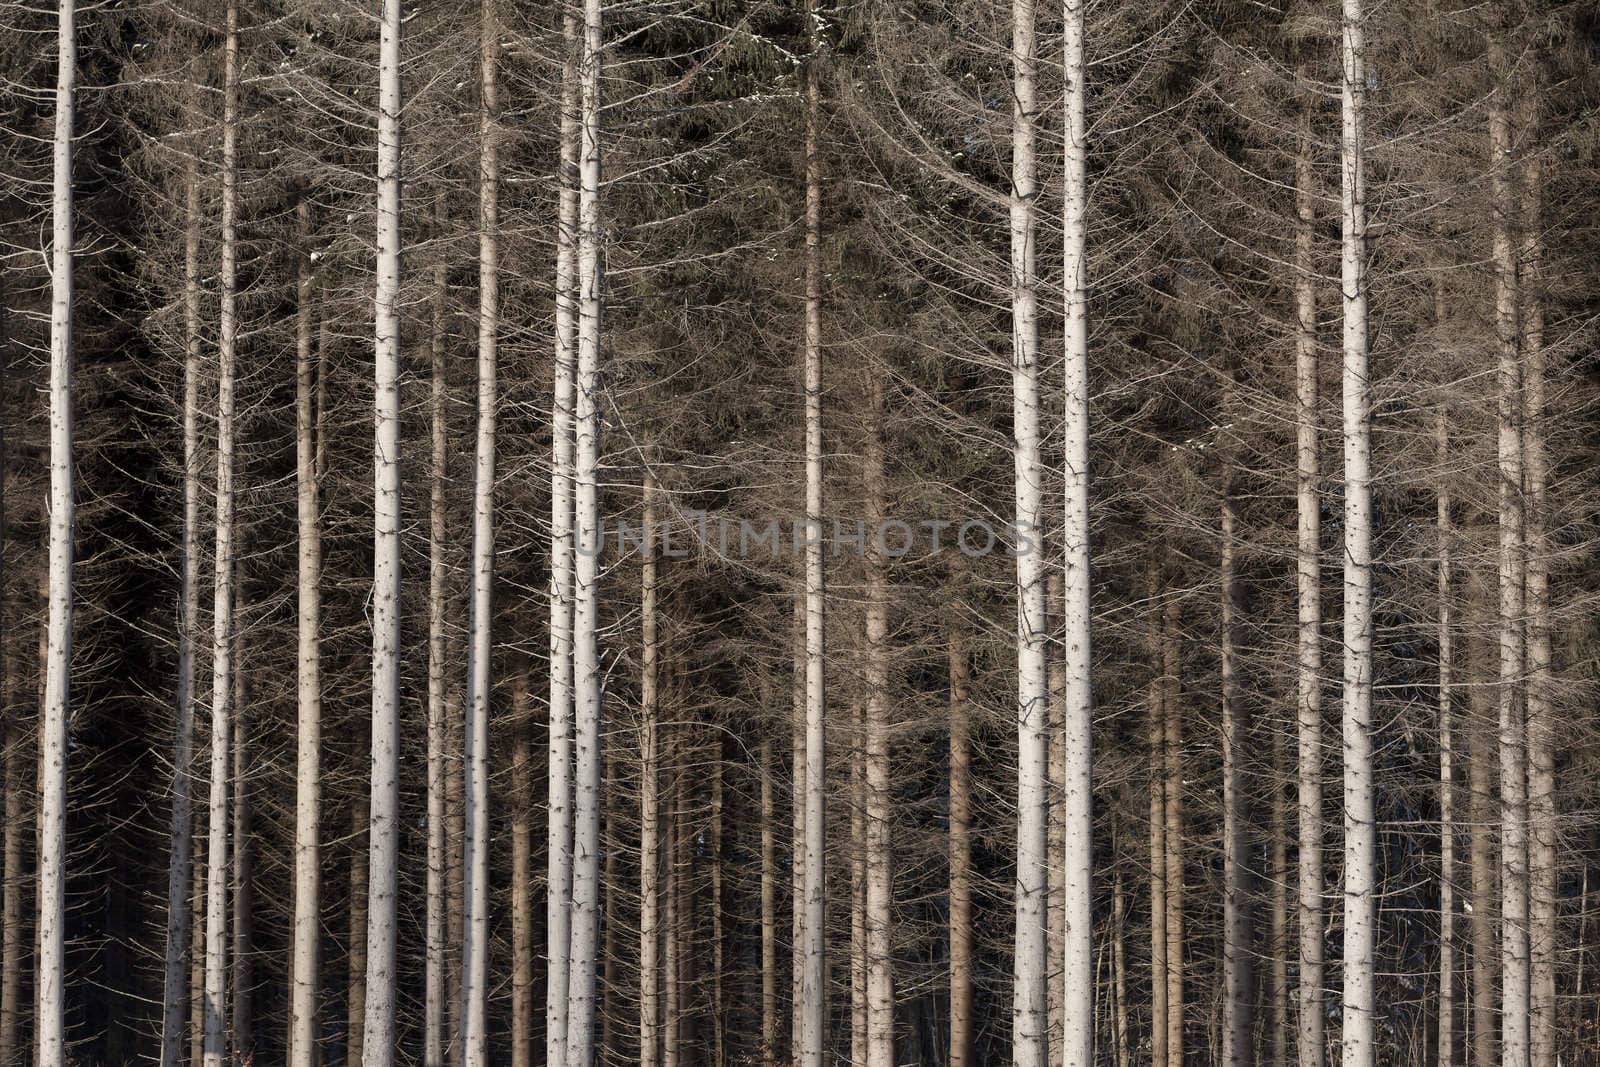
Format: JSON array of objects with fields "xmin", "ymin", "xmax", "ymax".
[{"xmin": 4, "ymin": 0, "xmax": 1600, "ymax": 1063}]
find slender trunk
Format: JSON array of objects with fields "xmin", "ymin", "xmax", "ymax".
[
  {"xmin": 1467, "ymin": 583, "xmax": 1497, "ymax": 1067},
  {"xmin": 1268, "ymin": 709, "xmax": 1290, "ymax": 1067},
  {"xmin": 202, "ymin": 6, "xmax": 240, "ymax": 1060},
  {"xmin": 1221, "ymin": 496, "xmax": 1252, "ymax": 1067},
  {"xmin": 564, "ymin": 0, "xmax": 604, "ymax": 1046},
  {"xmin": 711, "ymin": 757, "xmax": 726, "ymax": 1067},
  {"xmin": 1294, "ymin": 92, "xmax": 1326, "ymax": 1067},
  {"xmin": 162, "ymin": 108, "xmax": 204, "ymax": 1067},
  {"xmin": 423, "ymin": 208, "xmax": 449, "ymax": 1067},
  {"xmin": 1047, "ymin": 576, "xmax": 1065, "ymax": 1067},
  {"xmin": 1520, "ymin": 92, "xmax": 1554, "ymax": 1067},
  {"xmin": 0, "ymin": 641, "xmax": 20, "ymax": 1067},
  {"xmin": 851, "ymin": 701, "xmax": 867, "ymax": 1067},
  {"xmin": 863, "ymin": 375, "xmax": 893, "ymax": 1067},
  {"xmin": 191, "ymin": 823, "xmax": 204, "ymax": 1067},
  {"xmin": 798, "ymin": 13, "xmax": 828, "ymax": 1064},
  {"xmin": 1112, "ymin": 864, "xmax": 1129, "ymax": 1067},
  {"xmin": 445, "ymin": 675, "xmax": 465, "ymax": 1058},
  {"xmin": 348, "ymin": 792, "xmax": 368, "ymax": 1067},
  {"xmin": 664, "ymin": 717, "xmax": 681, "ymax": 1067},
  {"xmin": 1060, "ymin": 1, "xmax": 1095, "ymax": 1057},
  {"xmin": 1437, "ymin": 409, "xmax": 1455, "ymax": 1067},
  {"xmin": 460, "ymin": 0, "xmax": 498, "ymax": 1059},
  {"xmin": 545, "ymin": 1, "xmax": 580, "ymax": 1057},
  {"xmin": 1009, "ymin": 0, "xmax": 1048, "ymax": 1051},
  {"xmin": 288, "ymin": 195, "xmax": 322, "ymax": 1067},
  {"xmin": 231, "ymin": 603, "xmax": 253, "ymax": 1060},
  {"xmin": 1148, "ymin": 588, "xmax": 1168, "ymax": 1067},
  {"xmin": 640, "ymin": 477, "xmax": 662, "ymax": 1067},
  {"xmin": 760, "ymin": 733, "xmax": 777, "ymax": 1067},
  {"xmin": 602, "ymin": 756, "xmax": 618, "ymax": 1064},
  {"xmin": 1162, "ymin": 595, "xmax": 1184, "ymax": 1067},
  {"xmin": 1489, "ymin": 45, "xmax": 1529, "ymax": 1067},
  {"xmin": 511, "ymin": 669, "xmax": 533, "ymax": 1067},
  {"xmin": 948, "ymin": 626, "xmax": 973, "ymax": 1067},
  {"xmin": 789, "ymin": 600, "xmax": 804, "ymax": 1063}
]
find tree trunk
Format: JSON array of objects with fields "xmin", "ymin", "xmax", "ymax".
[
  {"xmin": 851, "ymin": 700, "xmax": 867, "ymax": 1067},
  {"xmin": 798, "ymin": 10, "xmax": 828, "ymax": 1063},
  {"xmin": 1008, "ymin": 0, "xmax": 1048, "ymax": 1052},
  {"xmin": 1436, "ymin": 409, "xmax": 1455, "ymax": 1067},
  {"xmin": 1467, "ymin": 581, "xmax": 1497, "ymax": 1067},
  {"xmin": 460, "ymin": 0, "xmax": 499, "ymax": 1059},
  {"xmin": 948, "ymin": 624, "xmax": 973, "ymax": 1067},
  {"xmin": 446, "ymin": 672, "xmax": 464, "ymax": 1059},
  {"xmin": 423, "ymin": 206, "xmax": 449, "ymax": 1067},
  {"xmin": 202, "ymin": 6, "xmax": 240, "ymax": 1060},
  {"xmin": 1220, "ymin": 496, "xmax": 1252, "ymax": 1067},
  {"xmin": 664, "ymin": 717, "xmax": 681, "ymax": 1067},
  {"xmin": 161, "ymin": 104, "xmax": 204, "ymax": 1067},
  {"xmin": 1489, "ymin": 46, "xmax": 1529, "ymax": 1067},
  {"xmin": 190, "ymin": 822, "xmax": 204, "ymax": 1067},
  {"xmin": 1112, "ymin": 863, "xmax": 1129, "ymax": 1067},
  {"xmin": 1047, "ymin": 576, "xmax": 1065, "ymax": 1067},
  {"xmin": 511, "ymin": 668, "xmax": 533, "ymax": 1067},
  {"xmin": 711, "ymin": 756, "xmax": 726, "ymax": 1067},
  {"xmin": 1294, "ymin": 90, "xmax": 1326, "ymax": 1067},
  {"xmin": 760, "ymin": 733, "xmax": 777, "ymax": 1067},
  {"xmin": 1268, "ymin": 709, "xmax": 1290, "ymax": 1067},
  {"xmin": 288, "ymin": 194, "xmax": 323, "ymax": 1067},
  {"xmin": 231, "ymin": 602, "xmax": 253, "ymax": 1061},
  {"xmin": 1061, "ymin": 0, "xmax": 1096, "ymax": 1056},
  {"xmin": 789, "ymin": 599, "xmax": 804, "ymax": 1064},
  {"xmin": 863, "ymin": 374, "xmax": 893, "ymax": 1067},
  {"xmin": 0, "ymin": 638, "xmax": 21, "ymax": 1067},
  {"xmin": 1148, "ymin": 583, "xmax": 1168, "ymax": 1067},
  {"xmin": 348, "ymin": 792, "xmax": 368, "ymax": 1067},
  {"xmin": 1162, "ymin": 594, "xmax": 1184, "ymax": 1067},
  {"xmin": 545, "ymin": 1, "xmax": 581, "ymax": 1058},
  {"xmin": 564, "ymin": 0, "xmax": 605, "ymax": 1046},
  {"xmin": 640, "ymin": 476, "xmax": 662, "ymax": 1067}
]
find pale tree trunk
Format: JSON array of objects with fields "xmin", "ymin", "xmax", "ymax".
[
  {"xmin": 0, "ymin": 645, "xmax": 20, "ymax": 1067},
  {"xmin": 545, "ymin": 1, "xmax": 580, "ymax": 1057},
  {"xmin": 445, "ymin": 678, "xmax": 464, "ymax": 1060},
  {"xmin": 664, "ymin": 718, "xmax": 680, "ymax": 1067},
  {"xmin": 511, "ymin": 668, "xmax": 533, "ymax": 1067},
  {"xmin": 190, "ymin": 829, "xmax": 204, "ymax": 1067},
  {"xmin": 1339, "ymin": 0, "xmax": 1377, "ymax": 1058},
  {"xmin": 851, "ymin": 700, "xmax": 867, "ymax": 1067},
  {"xmin": 1161, "ymin": 596, "xmax": 1183, "ymax": 1067},
  {"xmin": 1267, "ymin": 712, "xmax": 1289, "ymax": 1067},
  {"xmin": 1520, "ymin": 93, "xmax": 1554, "ymax": 1067},
  {"xmin": 948, "ymin": 625, "xmax": 973, "ymax": 1067},
  {"xmin": 1436, "ymin": 408, "xmax": 1455, "ymax": 1067},
  {"xmin": 1148, "ymin": 586, "xmax": 1168, "ymax": 1067},
  {"xmin": 288, "ymin": 195, "xmax": 322, "ymax": 1067},
  {"xmin": 798, "ymin": 11, "xmax": 828, "ymax": 1064},
  {"xmin": 1294, "ymin": 93, "xmax": 1326, "ymax": 1067},
  {"xmin": 1489, "ymin": 46, "xmax": 1529, "ymax": 1067},
  {"xmin": 602, "ymin": 756, "xmax": 619, "ymax": 1064},
  {"xmin": 1047, "ymin": 577, "xmax": 1064, "ymax": 1067},
  {"xmin": 362, "ymin": 0, "xmax": 404, "ymax": 1054},
  {"xmin": 1008, "ymin": 0, "xmax": 1049, "ymax": 1052},
  {"xmin": 789, "ymin": 600, "xmax": 804, "ymax": 1063},
  {"xmin": 1060, "ymin": 1, "xmax": 1095, "ymax": 1056},
  {"xmin": 460, "ymin": 0, "xmax": 499, "ymax": 1058},
  {"xmin": 231, "ymin": 606, "xmax": 253, "ymax": 1060},
  {"xmin": 349, "ymin": 792, "xmax": 368, "ymax": 1067},
  {"xmin": 863, "ymin": 375, "xmax": 893, "ymax": 1067},
  {"xmin": 1112, "ymin": 859, "xmax": 1129, "ymax": 1067},
  {"xmin": 711, "ymin": 756, "xmax": 726, "ymax": 1066},
  {"xmin": 564, "ymin": 0, "xmax": 605, "ymax": 1046},
  {"xmin": 1467, "ymin": 584, "xmax": 1497, "ymax": 1067},
  {"xmin": 423, "ymin": 209, "xmax": 449, "ymax": 1067},
  {"xmin": 202, "ymin": 6, "xmax": 240, "ymax": 1060},
  {"xmin": 640, "ymin": 476, "xmax": 662, "ymax": 1067},
  {"xmin": 1220, "ymin": 496, "xmax": 1252, "ymax": 1067},
  {"xmin": 760, "ymin": 734, "xmax": 777, "ymax": 1067},
  {"xmin": 161, "ymin": 106, "xmax": 204, "ymax": 1067}
]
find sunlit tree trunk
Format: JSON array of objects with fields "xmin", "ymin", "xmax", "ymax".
[
  {"xmin": 202, "ymin": 6, "xmax": 240, "ymax": 1060},
  {"xmin": 231, "ymin": 608, "xmax": 253, "ymax": 1060},
  {"xmin": 362, "ymin": 0, "xmax": 405, "ymax": 1054},
  {"xmin": 460, "ymin": 0, "xmax": 499, "ymax": 1058},
  {"xmin": 863, "ymin": 374, "xmax": 893, "ymax": 1067},
  {"xmin": 790, "ymin": 600, "xmax": 804, "ymax": 1063},
  {"xmin": 640, "ymin": 476, "xmax": 662, "ymax": 1067},
  {"xmin": 1161, "ymin": 594, "xmax": 1184, "ymax": 1067},
  {"xmin": 423, "ymin": 209, "xmax": 449, "ymax": 1067},
  {"xmin": 1112, "ymin": 860, "xmax": 1129, "ymax": 1067},
  {"xmin": 948, "ymin": 623, "xmax": 973, "ymax": 1067},
  {"xmin": 1467, "ymin": 582, "xmax": 1497, "ymax": 1067},
  {"xmin": 1048, "ymin": 576, "xmax": 1065, "ymax": 1067},
  {"xmin": 1436, "ymin": 407, "xmax": 1456, "ymax": 1067}
]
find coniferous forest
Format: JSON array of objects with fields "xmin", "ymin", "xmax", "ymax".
[{"xmin": 6, "ymin": 0, "xmax": 1600, "ymax": 1064}]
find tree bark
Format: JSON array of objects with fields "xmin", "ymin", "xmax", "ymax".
[
  {"xmin": 460, "ymin": 0, "xmax": 499, "ymax": 1058},
  {"xmin": 1161, "ymin": 594, "xmax": 1183, "ymax": 1067},
  {"xmin": 640, "ymin": 476, "xmax": 662, "ymax": 1067},
  {"xmin": 948, "ymin": 624, "xmax": 973, "ymax": 1067},
  {"xmin": 202, "ymin": 6, "xmax": 240, "ymax": 1060},
  {"xmin": 863, "ymin": 374, "xmax": 893, "ymax": 1067},
  {"xmin": 1268, "ymin": 706, "xmax": 1290, "ymax": 1067},
  {"xmin": 1467, "ymin": 581, "xmax": 1497, "ymax": 1067},
  {"xmin": 1220, "ymin": 496, "xmax": 1252, "ymax": 1067},
  {"xmin": 362, "ymin": 0, "xmax": 404, "ymax": 1054},
  {"xmin": 348, "ymin": 791, "xmax": 368, "ymax": 1067},
  {"xmin": 1436, "ymin": 408, "xmax": 1455, "ymax": 1067},
  {"xmin": 760, "ymin": 732, "xmax": 777, "ymax": 1067},
  {"xmin": 423, "ymin": 206, "xmax": 449, "ymax": 1067},
  {"xmin": 511, "ymin": 668, "xmax": 533, "ymax": 1067},
  {"xmin": 1148, "ymin": 581, "xmax": 1168, "ymax": 1067},
  {"xmin": 0, "ymin": 634, "xmax": 21, "ymax": 1067},
  {"xmin": 231, "ymin": 602, "xmax": 253, "ymax": 1061}
]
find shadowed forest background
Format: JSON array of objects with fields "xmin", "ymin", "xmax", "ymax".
[{"xmin": 5, "ymin": 0, "xmax": 1600, "ymax": 1064}]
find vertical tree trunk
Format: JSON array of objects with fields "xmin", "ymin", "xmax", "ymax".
[
  {"xmin": 545, "ymin": 1, "xmax": 581, "ymax": 1058},
  {"xmin": 1294, "ymin": 92, "xmax": 1326, "ymax": 1067},
  {"xmin": 851, "ymin": 700, "xmax": 867, "ymax": 1067},
  {"xmin": 202, "ymin": 6, "xmax": 240, "ymax": 1060},
  {"xmin": 161, "ymin": 106, "xmax": 204, "ymax": 1067},
  {"xmin": 1161, "ymin": 595, "xmax": 1184, "ymax": 1067},
  {"xmin": 423, "ymin": 207, "xmax": 449, "ymax": 1067},
  {"xmin": 348, "ymin": 792, "xmax": 368, "ymax": 1067},
  {"xmin": 1268, "ymin": 715, "xmax": 1290, "ymax": 1067},
  {"xmin": 0, "ymin": 637, "xmax": 21, "ymax": 1067},
  {"xmin": 664, "ymin": 717, "xmax": 681, "ymax": 1067},
  {"xmin": 362, "ymin": 0, "xmax": 404, "ymax": 1055},
  {"xmin": 602, "ymin": 753, "xmax": 619, "ymax": 1064},
  {"xmin": 711, "ymin": 757, "xmax": 726, "ymax": 1067},
  {"xmin": 1047, "ymin": 576, "xmax": 1065, "ymax": 1067},
  {"xmin": 1467, "ymin": 583, "xmax": 1497, "ymax": 1067},
  {"xmin": 760, "ymin": 732, "xmax": 777, "ymax": 1067},
  {"xmin": 1220, "ymin": 496, "xmax": 1252, "ymax": 1067},
  {"xmin": 948, "ymin": 625, "xmax": 973, "ymax": 1067},
  {"xmin": 190, "ymin": 826, "xmax": 204, "ymax": 1067},
  {"xmin": 1436, "ymin": 409, "xmax": 1455, "ymax": 1067},
  {"xmin": 1112, "ymin": 862, "xmax": 1129, "ymax": 1067},
  {"xmin": 460, "ymin": 0, "xmax": 499, "ymax": 1059},
  {"xmin": 564, "ymin": 0, "xmax": 604, "ymax": 1046},
  {"xmin": 863, "ymin": 375, "xmax": 893, "ymax": 1067},
  {"xmin": 798, "ymin": 9, "xmax": 828, "ymax": 1063},
  {"xmin": 1008, "ymin": 0, "xmax": 1048, "ymax": 1051},
  {"xmin": 1489, "ymin": 44, "xmax": 1529, "ymax": 1067},
  {"xmin": 511, "ymin": 668, "xmax": 533, "ymax": 1067},
  {"xmin": 789, "ymin": 600, "xmax": 804, "ymax": 1064},
  {"xmin": 1060, "ymin": 0, "xmax": 1096, "ymax": 1056},
  {"xmin": 1148, "ymin": 586, "xmax": 1169, "ymax": 1067},
  {"xmin": 640, "ymin": 476, "xmax": 662, "ymax": 1067},
  {"xmin": 446, "ymin": 669, "xmax": 465, "ymax": 1058},
  {"xmin": 231, "ymin": 605, "xmax": 253, "ymax": 1061}
]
